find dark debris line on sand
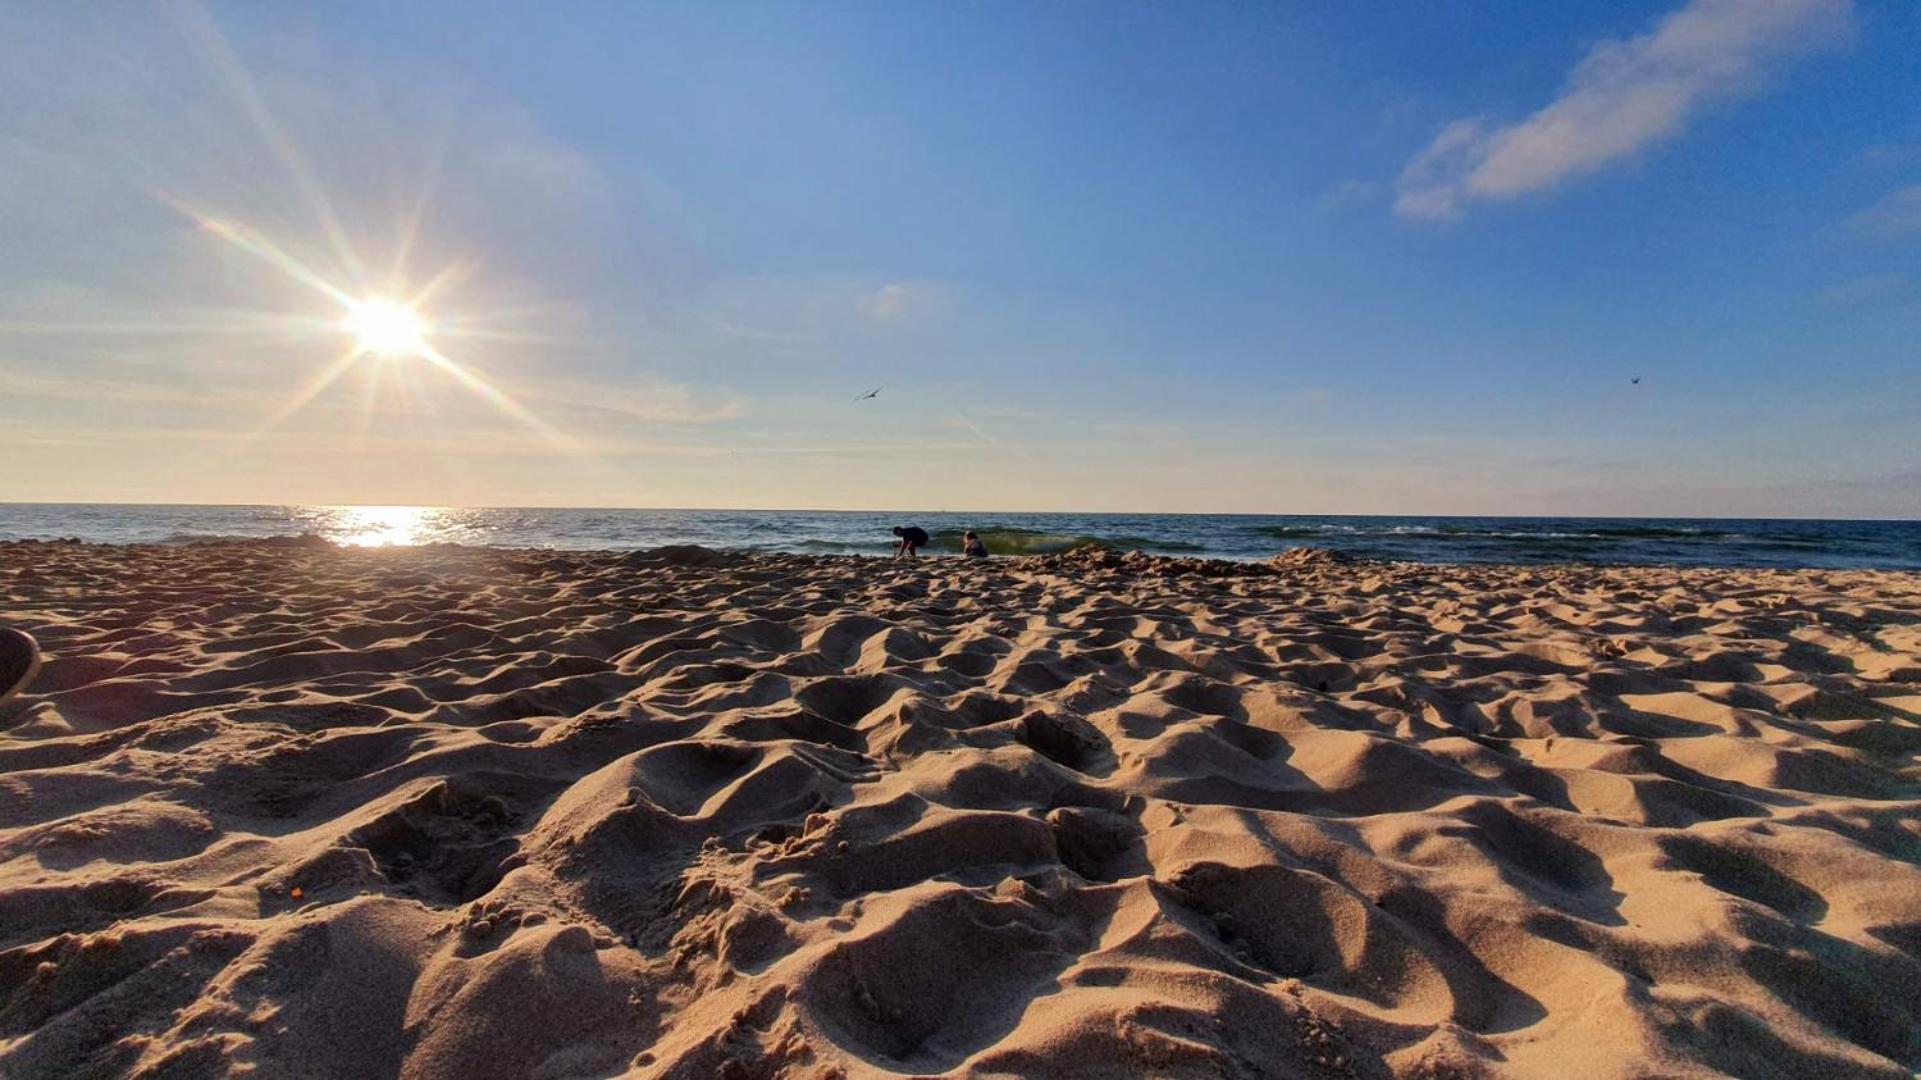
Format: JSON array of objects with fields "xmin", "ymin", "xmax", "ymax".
[{"xmin": 1021, "ymin": 542, "xmax": 1358, "ymax": 579}]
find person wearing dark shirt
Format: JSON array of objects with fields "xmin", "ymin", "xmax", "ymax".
[
  {"xmin": 891, "ymin": 524, "xmax": 930, "ymax": 558},
  {"xmin": 962, "ymin": 530, "xmax": 989, "ymax": 558}
]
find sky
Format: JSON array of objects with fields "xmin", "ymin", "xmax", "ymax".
[{"xmin": 1, "ymin": 0, "xmax": 1917, "ymax": 517}]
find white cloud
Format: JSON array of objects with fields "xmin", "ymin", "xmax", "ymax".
[{"xmin": 1396, "ymin": 0, "xmax": 1851, "ymax": 220}]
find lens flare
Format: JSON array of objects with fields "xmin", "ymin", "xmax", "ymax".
[{"xmin": 113, "ymin": 9, "xmax": 581, "ymax": 455}]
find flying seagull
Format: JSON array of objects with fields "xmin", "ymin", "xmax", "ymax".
[{"xmin": 854, "ymin": 386, "xmax": 882, "ymax": 401}]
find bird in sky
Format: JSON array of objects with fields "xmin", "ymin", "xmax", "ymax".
[
  {"xmin": 1630, "ymin": 376, "xmax": 1641, "ymax": 385},
  {"xmin": 854, "ymin": 386, "xmax": 882, "ymax": 401}
]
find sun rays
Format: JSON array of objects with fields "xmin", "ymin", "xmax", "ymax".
[
  {"xmin": 194, "ymin": 207, "xmax": 581, "ymax": 453},
  {"xmin": 160, "ymin": 6, "xmax": 569, "ymax": 451},
  {"xmin": 0, "ymin": 1, "xmax": 616, "ymax": 484},
  {"xmin": 86, "ymin": 2, "xmax": 583, "ymax": 453}
]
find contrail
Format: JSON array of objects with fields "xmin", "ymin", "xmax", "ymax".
[{"xmin": 952, "ymin": 413, "xmax": 1037, "ymax": 463}]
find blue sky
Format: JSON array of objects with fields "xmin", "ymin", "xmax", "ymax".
[{"xmin": 1, "ymin": 0, "xmax": 1916, "ymax": 515}]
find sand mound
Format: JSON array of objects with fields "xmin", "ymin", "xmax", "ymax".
[
  {"xmin": 2, "ymin": 541, "xmax": 1918, "ymax": 1078},
  {"xmin": 623, "ymin": 544, "xmax": 730, "ymax": 568},
  {"xmin": 1270, "ymin": 546, "xmax": 1356, "ymax": 570},
  {"xmin": 1022, "ymin": 545, "xmax": 1270, "ymax": 579}
]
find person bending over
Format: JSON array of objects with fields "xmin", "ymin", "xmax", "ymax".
[
  {"xmin": 892, "ymin": 524, "xmax": 930, "ymax": 558},
  {"xmin": 962, "ymin": 530, "xmax": 989, "ymax": 558}
]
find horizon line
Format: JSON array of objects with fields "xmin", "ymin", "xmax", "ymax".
[{"xmin": 0, "ymin": 499, "xmax": 1915, "ymax": 525}]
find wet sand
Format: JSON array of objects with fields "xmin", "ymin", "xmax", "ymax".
[{"xmin": 2, "ymin": 539, "xmax": 1918, "ymax": 1078}]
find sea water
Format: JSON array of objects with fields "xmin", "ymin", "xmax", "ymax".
[{"xmin": 2, "ymin": 504, "xmax": 1918, "ymax": 569}]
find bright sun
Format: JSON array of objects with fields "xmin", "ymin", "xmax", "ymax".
[{"xmin": 342, "ymin": 298, "xmax": 429, "ymax": 358}]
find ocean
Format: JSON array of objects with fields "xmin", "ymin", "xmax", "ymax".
[{"xmin": 1, "ymin": 503, "xmax": 1917, "ymax": 569}]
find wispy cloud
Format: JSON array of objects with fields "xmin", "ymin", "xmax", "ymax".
[
  {"xmin": 0, "ymin": 367, "xmax": 258, "ymax": 408},
  {"xmin": 1396, "ymin": 0, "xmax": 1851, "ymax": 221},
  {"xmin": 733, "ymin": 441, "xmax": 985, "ymax": 457},
  {"xmin": 526, "ymin": 377, "xmax": 748, "ymax": 428},
  {"xmin": 1843, "ymin": 184, "xmax": 1921, "ymax": 240},
  {"xmin": 1818, "ymin": 271, "xmax": 1911, "ymax": 308},
  {"xmin": 693, "ymin": 277, "xmax": 952, "ymax": 348},
  {"xmin": 1319, "ymin": 179, "xmax": 1385, "ymax": 213},
  {"xmin": 855, "ymin": 281, "xmax": 944, "ymax": 324}
]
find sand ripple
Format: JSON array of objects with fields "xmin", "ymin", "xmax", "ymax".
[{"xmin": 2, "ymin": 540, "xmax": 1919, "ymax": 1078}]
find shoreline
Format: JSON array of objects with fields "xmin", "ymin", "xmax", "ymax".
[
  {"xmin": 2, "ymin": 539, "xmax": 1918, "ymax": 1076},
  {"xmin": 12, "ymin": 533, "xmax": 1921, "ymax": 575}
]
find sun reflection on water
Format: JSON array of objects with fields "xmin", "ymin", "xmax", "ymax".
[
  {"xmin": 292, "ymin": 505, "xmax": 498, "ymax": 547},
  {"xmin": 332, "ymin": 505, "xmax": 434, "ymax": 547}
]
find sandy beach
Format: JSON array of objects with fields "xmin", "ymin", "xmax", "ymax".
[{"xmin": 1, "ymin": 538, "xmax": 1918, "ymax": 1078}]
